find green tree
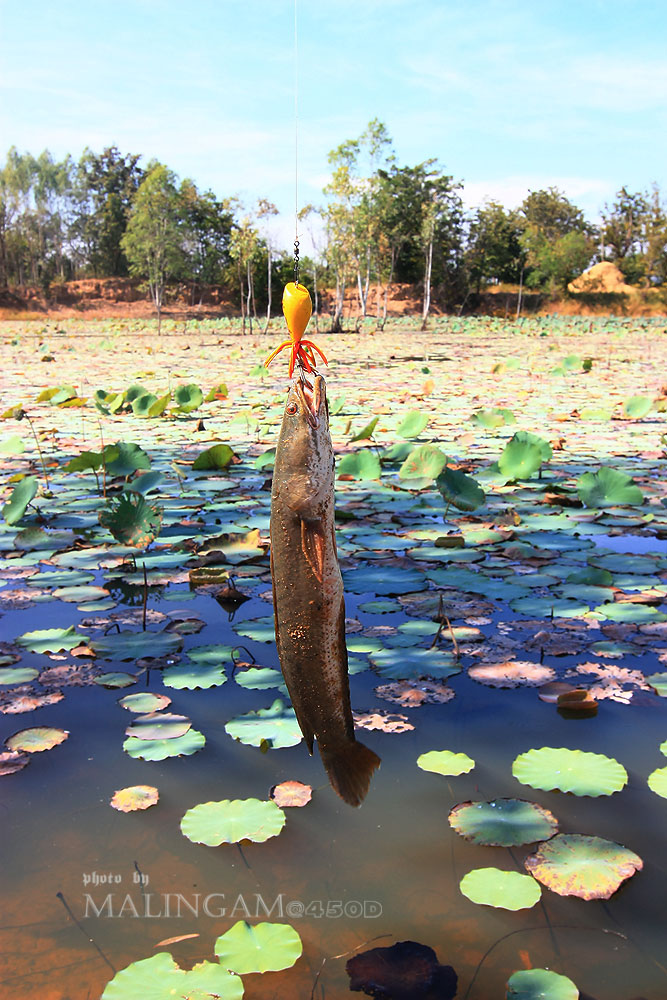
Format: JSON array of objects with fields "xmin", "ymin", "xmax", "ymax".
[
  {"xmin": 179, "ymin": 179, "xmax": 233, "ymax": 301},
  {"xmin": 465, "ymin": 201, "xmax": 524, "ymax": 293},
  {"xmin": 519, "ymin": 187, "xmax": 593, "ymax": 294},
  {"xmin": 121, "ymin": 162, "xmax": 184, "ymax": 332}
]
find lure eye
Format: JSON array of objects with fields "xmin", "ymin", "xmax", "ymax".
[{"xmin": 286, "ymin": 402, "xmax": 298, "ymax": 415}]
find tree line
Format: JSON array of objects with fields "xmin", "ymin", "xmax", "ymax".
[{"xmin": 1, "ymin": 121, "xmax": 666, "ymax": 327}]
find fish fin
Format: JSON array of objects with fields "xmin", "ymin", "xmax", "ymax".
[
  {"xmin": 319, "ymin": 740, "xmax": 381, "ymax": 807},
  {"xmin": 300, "ymin": 517, "xmax": 326, "ymax": 583}
]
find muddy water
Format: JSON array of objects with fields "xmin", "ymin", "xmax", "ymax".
[{"xmin": 2, "ymin": 588, "xmax": 666, "ymax": 999}]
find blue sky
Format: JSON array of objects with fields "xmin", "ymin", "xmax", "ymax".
[{"xmin": 2, "ymin": 0, "xmax": 665, "ymax": 251}]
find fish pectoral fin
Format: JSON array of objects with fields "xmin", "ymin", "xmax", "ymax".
[{"xmin": 300, "ymin": 517, "xmax": 326, "ymax": 583}]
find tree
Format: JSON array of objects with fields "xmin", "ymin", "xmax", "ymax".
[
  {"xmin": 72, "ymin": 146, "xmax": 145, "ymax": 277},
  {"xmin": 518, "ymin": 187, "xmax": 593, "ymax": 294},
  {"xmin": 121, "ymin": 163, "xmax": 184, "ymax": 333},
  {"xmin": 256, "ymin": 198, "xmax": 279, "ymax": 332},
  {"xmin": 229, "ymin": 209, "xmax": 264, "ymax": 334},
  {"xmin": 465, "ymin": 201, "xmax": 524, "ymax": 293},
  {"xmin": 179, "ymin": 180, "xmax": 233, "ymax": 301}
]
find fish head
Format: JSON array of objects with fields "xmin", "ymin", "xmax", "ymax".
[{"xmin": 275, "ymin": 375, "xmax": 333, "ymax": 515}]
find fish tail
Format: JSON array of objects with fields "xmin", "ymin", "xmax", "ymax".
[{"xmin": 320, "ymin": 739, "xmax": 381, "ymax": 808}]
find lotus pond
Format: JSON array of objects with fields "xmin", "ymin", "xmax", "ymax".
[{"xmin": 1, "ymin": 314, "xmax": 667, "ymax": 1000}]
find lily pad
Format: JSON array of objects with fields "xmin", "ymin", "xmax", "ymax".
[
  {"xmin": 524, "ymin": 833, "xmax": 643, "ymax": 900},
  {"xmin": 399, "ymin": 444, "xmax": 448, "ymax": 484},
  {"xmin": 369, "ymin": 647, "xmax": 460, "ymax": 680},
  {"xmin": 2, "ymin": 476, "xmax": 37, "ymax": 525},
  {"xmin": 577, "ymin": 467, "xmax": 643, "ymax": 508},
  {"xmin": 498, "ymin": 433, "xmax": 548, "ymax": 480},
  {"xmin": 459, "ymin": 868, "xmax": 541, "ymax": 910},
  {"xmin": 417, "ymin": 750, "xmax": 475, "ymax": 776},
  {"xmin": 125, "ymin": 713, "xmax": 192, "ymax": 740},
  {"xmin": 224, "ymin": 699, "xmax": 302, "ymax": 749},
  {"xmin": 192, "ymin": 443, "xmax": 236, "ymax": 470},
  {"xmin": 110, "ymin": 785, "xmax": 159, "ymax": 812},
  {"xmin": 647, "ymin": 766, "xmax": 667, "ymax": 799},
  {"xmin": 436, "ymin": 466, "xmax": 485, "ymax": 512},
  {"xmin": 174, "ymin": 383, "xmax": 204, "ymax": 412},
  {"xmin": 449, "ymin": 798, "xmax": 558, "ymax": 847},
  {"xmin": 90, "ymin": 630, "xmax": 182, "ymax": 661},
  {"xmin": 6, "ymin": 726, "xmax": 69, "ymax": 752},
  {"xmin": 623, "ymin": 394, "xmax": 652, "ymax": 418},
  {"xmin": 99, "ymin": 493, "xmax": 163, "ymax": 549},
  {"xmin": 100, "ymin": 952, "xmax": 243, "ymax": 1000},
  {"xmin": 512, "ymin": 747, "xmax": 628, "ymax": 797},
  {"xmin": 270, "ymin": 780, "xmax": 312, "ymax": 807},
  {"xmin": 468, "ymin": 661, "xmax": 555, "ymax": 688},
  {"xmin": 337, "ymin": 449, "xmax": 382, "ymax": 480},
  {"xmin": 162, "ymin": 662, "xmax": 227, "ymax": 690},
  {"xmin": 123, "ymin": 728, "xmax": 205, "ymax": 761},
  {"xmin": 0, "ymin": 667, "xmax": 39, "ymax": 685},
  {"xmin": 118, "ymin": 692, "xmax": 172, "ymax": 713},
  {"xmin": 344, "ymin": 564, "xmax": 427, "ymax": 596},
  {"xmin": 93, "ymin": 672, "xmax": 138, "ymax": 689},
  {"xmin": 397, "ymin": 410, "xmax": 429, "ymax": 438},
  {"xmin": 16, "ymin": 625, "xmax": 83, "ymax": 654},
  {"xmin": 506, "ymin": 968, "xmax": 579, "ymax": 999},
  {"xmin": 181, "ymin": 798, "xmax": 285, "ymax": 845},
  {"xmin": 214, "ymin": 920, "xmax": 302, "ymax": 974}
]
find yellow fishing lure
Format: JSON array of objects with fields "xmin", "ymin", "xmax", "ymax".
[{"xmin": 264, "ymin": 282, "xmax": 327, "ymax": 378}]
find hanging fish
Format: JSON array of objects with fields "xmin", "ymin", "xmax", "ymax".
[
  {"xmin": 270, "ymin": 372, "xmax": 380, "ymax": 806},
  {"xmin": 264, "ymin": 282, "xmax": 328, "ymax": 378}
]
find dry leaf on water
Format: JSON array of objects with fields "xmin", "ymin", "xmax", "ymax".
[
  {"xmin": 110, "ymin": 785, "xmax": 159, "ymax": 812},
  {"xmin": 353, "ymin": 710, "xmax": 414, "ymax": 733},
  {"xmin": 375, "ymin": 680, "xmax": 455, "ymax": 707},
  {"xmin": 270, "ymin": 780, "xmax": 313, "ymax": 807}
]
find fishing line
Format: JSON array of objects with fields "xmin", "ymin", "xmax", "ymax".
[{"xmin": 293, "ymin": 0, "xmax": 300, "ymax": 285}]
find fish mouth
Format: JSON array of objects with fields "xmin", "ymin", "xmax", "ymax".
[{"xmin": 296, "ymin": 376, "xmax": 324, "ymax": 428}]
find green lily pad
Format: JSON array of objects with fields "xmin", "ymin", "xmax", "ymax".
[
  {"xmin": 0, "ymin": 667, "xmax": 39, "ymax": 685},
  {"xmin": 105, "ymin": 442, "xmax": 151, "ymax": 477},
  {"xmin": 592, "ymin": 602, "xmax": 666, "ymax": 624},
  {"xmin": 93, "ymin": 672, "xmax": 138, "ymax": 689},
  {"xmin": 436, "ymin": 466, "xmax": 485, "ymax": 512},
  {"xmin": 623, "ymin": 394, "xmax": 652, "ymax": 418},
  {"xmin": 2, "ymin": 476, "xmax": 37, "ymax": 525},
  {"xmin": 174, "ymin": 383, "xmax": 204, "ymax": 412},
  {"xmin": 123, "ymin": 728, "xmax": 205, "ymax": 760},
  {"xmin": 181, "ymin": 798, "xmax": 285, "ymax": 845},
  {"xmin": 337, "ymin": 450, "xmax": 382, "ymax": 480},
  {"xmin": 235, "ymin": 667, "xmax": 286, "ymax": 691},
  {"xmin": 125, "ymin": 713, "xmax": 192, "ymax": 740},
  {"xmin": 215, "ymin": 920, "xmax": 302, "ymax": 974},
  {"xmin": 90, "ymin": 631, "xmax": 182, "ymax": 661},
  {"xmin": 101, "ymin": 952, "xmax": 243, "ymax": 1000},
  {"xmin": 459, "ymin": 868, "xmax": 541, "ymax": 910},
  {"xmin": 233, "ymin": 616, "xmax": 275, "ymax": 643},
  {"xmin": 646, "ymin": 673, "xmax": 667, "ymax": 697},
  {"xmin": 449, "ymin": 798, "xmax": 558, "ymax": 847},
  {"xmin": 506, "ymin": 968, "xmax": 579, "ymax": 999},
  {"xmin": 577, "ymin": 467, "xmax": 644, "ymax": 508},
  {"xmin": 16, "ymin": 625, "xmax": 83, "ymax": 654},
  {"xmin": 186, "ymin": 644, "xmax": 235, "ymax": 665},
  {"xmin": 648, "ymin": 766, "xmax": 667, "ymax": 798},
  {"xmin": 52, "ymin": 585, "xmax": 110, "ymax": 603},
  {"xmin": 162, "ymin": 662, "xmax": 227, "ymax": 690},
  {"xmin": 192, "ymin": 443, "xmax": 236, "ymax": 470},
  {"xmin": 6, "ymin": 726, "xmax": 69, "ymax": 752},
  {"xmin": 524, "ymin": 833, "xmax": 643, "ymax": 900},
  {"xmin": 118, "ymin": 692, "xmax": 172, "ymax": 712},
  {"xmin": 122, "ymin": 471, "xmax": 165, "ymax": 495},
  {"xmin": 369, "ymin": 647, "xmax": 460, "ymax": 680},
  {"xmin": 399, "ymin": 444, "xmax": 448, "ymax": 484},
  {"xmin": 397, "ymin": 410, "xmax": 429, "ymax": 438},
  {"xmin": 344, "ymin": 564, "xmax": 427, "ymax": 595},
  {"xmin": 224, "ymin": 699, "xmax": 302, "ymax": 749},
  {"xmin": 99, "ymin": 493, "xmax": 163, "ymax": 548},
  {"xmin": 512, "ymin": 747, "xmax": 628, "ymax": 797},
  {"xmin": 350, "ymin": 416, "xmax": 379, "ymax": 441},
  {"xmin": 417, "ymin": 750, "xmax": 475, "ymax": 776},
  {"xmin": 498, "ymin": 433, "xmax": 548, "ymax": 480}
]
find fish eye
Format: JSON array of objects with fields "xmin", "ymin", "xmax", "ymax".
[{"xmin": 286, "ymin": 401, "xmax": 298, "ymax": 414}]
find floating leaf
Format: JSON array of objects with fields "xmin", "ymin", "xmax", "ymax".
[
  {"xmin": 399, "ymin": 444, "xmax": 447, "ymax": 484},
  {"xmin": 122, "ymin": 471, "xmax": 165, "ymax": 495},
  {"xmin": 344, "ymin": 564, "xmax": 427, "ymax": 596},
  {"xmin": 6, "ymin": 726, "xmax": 68, "ymax": 752},
  {"xmin": 100, "ymin": 952, "xmax": 243, "ymax": 1000},
  {"xmin": 436, "ymin": 467, "xmax": 485, "ymax": 511},
  {"xmin": 623, "ymin": 395, "xmax": 652, "ymax": 418},
  {"xmin": 449, "ymin": 799, "xmax": 558, "ymax": 847},
  {"xmin": 90, "ymin": 630, "xmax": 182, "ymax": 661},
  {"xmin": 397, "ymin": 410, "xmax": 429, "ymax": 438},
  {"xmin": 647, "ymin": 674, "xmax": 667, "ymax": 697},
  {"xmin": 224, "ymin": 699, "xmax": 302, "ymax": 749},
  {"xmin": 270, "ymin": 780, "xmax": 312, "ymax": 807},
  {"xmin": 2, "ymin": 476, "xmax": 37, "ymax": 525},
  {"xmin": 215, "ymin": 920, "xmax": 302, "ymax": 974},
  {"xmin": 468, "ymin": 661, "xmax": 555, "ymax": 688},
  {"xmin": 99, "ymin": 493, "xmax": 163, "ymax": 548},
  {"xmin": 110, "ymin": 785, "xmax": 159, "ymax": 812},
  {"xmin": 459, "ymin": 868, "xmax": 541, "ymax": 910},
  {"xmin": 93, "ymin": 672, "xmax": 138, "ymax": 689},
  {"xmin": 119, "ymin": 692, "xmax": 172, "ymax": 713},
  {"xmin": 16, "ymin": 625, "xmax": 83, "ymax": 654},
  {"xmin": 577, "ymin": 466, "xmax": 643, "ymax": 508},
  {"xmin": 0, "ymin": 749, "xmax": 30, "ymax": 775},
  {"xmin": 162, "ymin": 662, "xmax": 227, "ymax": 690},
  {"xmin": 192, "ymin": 443, "xmax": 236, "ymax": 470},
  {"xmin": 524, "ymin": 833, "xmax": 643, "ymax": 900},
  {"xmin": 125, "ymin": 713, "xmax": 191, "ymax": 740},
  {"xmin": 498, "ymin": 433, "xmax": 548, "ymax": 480},
  {"xmin": 417, "ymin": 750, "xmax": 475, "ymax": 776},
  {"xmin": 337, "ymin": 450, "xmax": 381, "ymax": 480},
  {"xmin": 512, "ymin": 747, "xmax": 627, "ymax": 797},
  {"xmin": 648, "ymin": 766, "xmax": 667, "ymax": 799},
  {"xmin": 506, "ymin": 968, "xmax": 579, "ymax": 999},
  {"xmin": 174, "ymin": 383, "xmax": 204, "ymax": 412},
  {"xmin": 181, "ymin": 798, "xmax": 285, "ymax": 845},
  {"xmin": 123, "ymin": 728, "xmax": 205, "ymax": 761},
  {"xmin": 0, "ymin": 667, "xmax": 39, "ymax": 685}
]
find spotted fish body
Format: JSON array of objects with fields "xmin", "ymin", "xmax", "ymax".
[{"xmin": 270, "ymin": 375, "xmax": 380, "ymax": 806}]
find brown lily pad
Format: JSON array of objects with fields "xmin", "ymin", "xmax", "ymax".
[
  {"xmin": 375, "ymin": 680, "xmax": 455, "ymax": 707},
  {"xmin": 353, "ymin": 710, "xmax": 414, "ymax": 733},
  {"xmin": 6, "ymin": 726, "xmax": 69, "ymax": 752},
  {"xmin": 110, "ymin": 785, "xmax": 159, "ymax": 812},
  {"xmin": 270, "ymin": 780, "xmax": 313, "ymax": 807},
  {"xmin": 524, "ymin": 833, "xmax": 643, "ymax": 900},
  {"xmin": 468, "ymin": 660, "xmax": 555, "ymax": 688},
  {"xmin": 0, "ymin": 749, "xmax": 31, "ymax": 775}
]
